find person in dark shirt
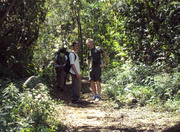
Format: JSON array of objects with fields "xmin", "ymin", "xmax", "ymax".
[
  {"xmin": 86, "ymin": 38, "xmax": 107, "ymax": 101},
  {"xmin": 54, "ymin": 48, "xmax": 67, "ymax": 92}
]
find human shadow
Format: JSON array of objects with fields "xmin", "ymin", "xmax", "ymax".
[{"xmin": 52, "ymin": 76, "xmax": 93, "ymax": 107}]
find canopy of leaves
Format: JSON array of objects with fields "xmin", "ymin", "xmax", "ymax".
[
  {"xmin": 0, "ymin": 0, "xmax": 179, "ymax": 78},
  {"xmin": 118, "ymin": 0, "xmax": 180, "ymax": 66}
]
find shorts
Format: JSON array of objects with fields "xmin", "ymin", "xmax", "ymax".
[{"xmin": 89, "ymin": 66, "xmax": 101, "ymax": 81}]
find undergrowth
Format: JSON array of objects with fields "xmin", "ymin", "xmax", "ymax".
[
  {"xmin": 102, "ymin": 61, "xmax": 180, "ymax": 114},
  {"xmin": 0, "ymin": 75, "xmax": 65, "ymax": 132}
]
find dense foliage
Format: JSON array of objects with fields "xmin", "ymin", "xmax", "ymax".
[
  {"xmin": 1, "ymin": 0, "xmax": 179, "ymax": 77},
  {"xmin": 0, "ymin": 77, "xmax": 64, "ymax": 132},
  {"xmin": 0, "ymin": 0, "xmax": 46, "ymax": 78},
  {"xmin": 102, "ymin": 62, "xmax": 180, "ymax": 113},
  {"xmin": 0, "ymin": 0, "xmax": 179, "ymax": 131},
  {"xmin": 120, "ymin": 0, "xmax": 180, "ymax": 66}
]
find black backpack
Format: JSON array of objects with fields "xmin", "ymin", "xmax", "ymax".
[
  {"xmin": 63, "ymin": 52, "xmax": 76, "ymax": 73},
  {"xmin": 55, "ymin": 49, "xmax": 76, "ymax": 73}
]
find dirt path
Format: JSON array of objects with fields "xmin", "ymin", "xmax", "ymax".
[{"xmin": 54, "ymin": 79, "xmax": 180, "ymax": 132}]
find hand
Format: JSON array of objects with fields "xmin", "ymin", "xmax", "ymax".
[
  {"xmin": 100, "ymin": 64, "xmax": 104, "ymax": 68},
  {"xmin": 76, "ymin": 74, "xmax": 81, "ymax": 79}
]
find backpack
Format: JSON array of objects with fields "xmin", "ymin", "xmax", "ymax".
[
  {"xmin": 55, "ymin": 48, "xmax": 67, "ymax": 66},
  {"xmin": 55, "ymin": 48, "xmax": 76, "ymax": 73},
  {"xmin": 63, "ymin": 52, "xmax": 76, "ymax": 73}
]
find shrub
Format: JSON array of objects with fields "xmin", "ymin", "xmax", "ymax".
[
  {"xmin": 103, "ymin": 61, "xmax": 180, "ymax": 113},
  {"xmin": 0, "ymin": 80, "xmax": 63, "ymax": 132}
]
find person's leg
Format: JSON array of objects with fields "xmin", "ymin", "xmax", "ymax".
[
  {"xmin": 55, "ymin": 68, "xmax": 60, "ymax": 88},
  {"xmin": 95, "ymin": 81, "xmax": 101, "ymax": 101},
  {"xmin": 90, "ymin": 80, "xmax": 96, "ymax": 95},
  {"xmin": 75, "ymin": 76, "xmax": 81, "ymax": 99},
  {"xmin": 90, "ymin": 68, "xmax": 97, "ymax": 99},
  {"xmin": 96, "ymin": 81, "xmax": 101, "ymax": 95},
  {"xmin": 59, "ymin": 70, "xmax": 65, "ymax": 91},
  {"xmin": 94, "ymin": 66, "xmax": 102, "ymax": 101},
  {"xmin": 64, "ymin": 73, "xmax": 67, "ymax": 85},
  {"xmin": 72, "ymin": 74, "xmax": 81, "ymax": 102},
  {"xmin": 71, "ymin": 74, "xmax": 76, "ymax": 101}
]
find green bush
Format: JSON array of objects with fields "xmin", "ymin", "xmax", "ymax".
[
  {"xmin": 0, "ymin": 80, "xmax": 64, "ymax": 132},
  {"xmin": 40, "ymin": 63, "xmax": 56, "ymax": 87},
  {"xmin": 153, "ymin": 72, "xmax": 180, "ymax": 100},
  {"xmin": 103, "ymin": 61, "xmax": 180, "ymax": 113}
]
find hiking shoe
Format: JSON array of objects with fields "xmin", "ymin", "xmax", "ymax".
[
  {"xmin": 92, "ymin": 95, "xmax": 96, "ymax": 100},
  {"xmin": 95, "ymin": 96, "xmax": 100, "ymax": 101},
  {"xmin": 72, "ymin": 99, "xmax": 81, "ymax": 104}
]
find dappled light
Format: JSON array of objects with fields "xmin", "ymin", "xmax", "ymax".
[{"xmin": 0, "ymin": 0, "xmax": 179, "ymax": 131}]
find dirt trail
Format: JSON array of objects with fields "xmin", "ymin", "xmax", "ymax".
[{"xmin": 54, "ymin": 79, "xmax": 180, "ymax": 132}]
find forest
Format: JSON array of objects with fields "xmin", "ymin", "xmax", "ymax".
[{"xmin": 0, "ymin": 0, "xmax": 180, "ymax": 131}]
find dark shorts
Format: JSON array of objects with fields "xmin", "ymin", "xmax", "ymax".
[{"xmin": 89, "ymin": 66, "xmax": 101, "ymax": 81}]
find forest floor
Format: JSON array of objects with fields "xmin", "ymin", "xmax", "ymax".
[{"xmin": 53, "ymin": 78, "xmax": 180, "ymax": 132}]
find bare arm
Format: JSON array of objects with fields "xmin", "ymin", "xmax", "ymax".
[{"xmin": 87, "ymin": 59, "xmax": 90, "ymax": 68}]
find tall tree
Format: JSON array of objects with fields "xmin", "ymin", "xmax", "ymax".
[{"xmin": 0, "ymin": 0, "xmax": 46, "ymax": 78}]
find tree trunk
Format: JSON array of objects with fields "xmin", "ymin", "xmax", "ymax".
[{"xmin": 76, "ymin": 8, "xmax": 83, "ymax": 67}]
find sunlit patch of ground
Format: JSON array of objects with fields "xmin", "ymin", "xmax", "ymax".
[{"xmin": 54, "ymin": 79, "xmax": 180, "ymax": 132}]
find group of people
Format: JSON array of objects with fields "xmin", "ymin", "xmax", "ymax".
[{"xmin": 54, "ymin": 38, "xmax": 107, "ymax": 103}]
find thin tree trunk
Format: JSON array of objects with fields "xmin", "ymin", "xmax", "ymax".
[{"xmin": 76, "ymin": 8, "xmax": 83, "ymax": 66}]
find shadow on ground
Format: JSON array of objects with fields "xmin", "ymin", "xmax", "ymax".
[
  {"xmin": 69, "ymin": 122, "xmax": 180, "ymax": 132},
  {"xmin": 51, "ymin": 77, "xmax": 180, "ymax": 132},
  {"xmin": 71, "ymin": 125, "xmax": 153, "ymax": 132},
  {"xmin": 52, "ymin": 77, "xmax": 92, "ymax": 107},
  {"xmin": 163, "ymin": 122, "xmax": 180, "ymax": 132}
]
